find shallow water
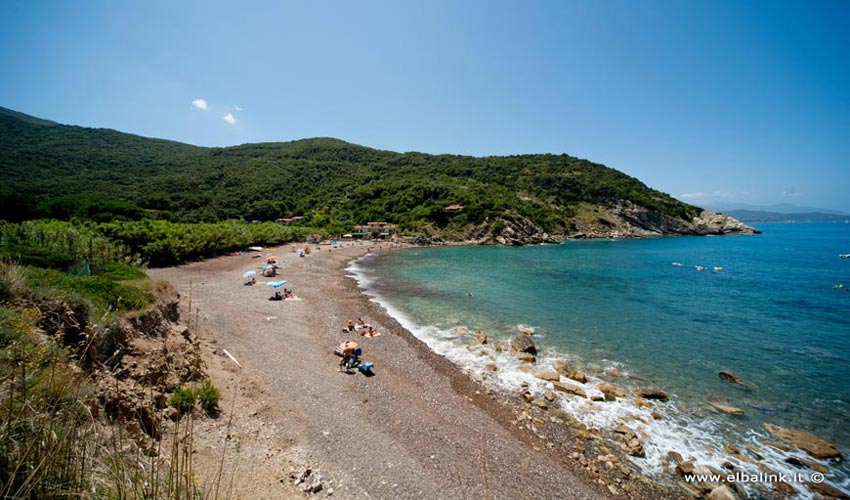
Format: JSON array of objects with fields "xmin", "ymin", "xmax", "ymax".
[{"xmin": 350, "ymin": 223, "xmax": 850, "ymax": 497}]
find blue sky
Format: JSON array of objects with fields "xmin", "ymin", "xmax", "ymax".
[{"xmin": 2, "ymin": 0, "xmax": 848, "ymax": 212}]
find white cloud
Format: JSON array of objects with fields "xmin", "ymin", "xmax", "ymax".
[
  {"xmin": 192, "ymin": 98, "xmax": 209, "ymax": 110},
  {"xmin": 679, "ymin": 192, "xmax": 705, "ymax": 199},
  {"xmin": 234, "ymin": 105, "xmax": 243, "ymax": 111},
  {"xmin": 223, "ymin": 113, "xmax": 237, "ymax": 125}
]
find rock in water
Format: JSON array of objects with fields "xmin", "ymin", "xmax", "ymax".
[
  {"xmin": 635, "ymin": 387, "xmax": 669, "ymax": 402},
  {"xmin": 708, "ymin": 401, "xmax": 745, "ymax": 415},
  {"xmin": 552, "ymin": 381, "xmax": 587, "ymax": 398},
  {"xmin": 763, "ymin": 423, "xmax": 842, "ymax": 459},
  {"xmin": 614, "ymin": 425, "xmax": 645, "ymax": 457},
  {"xmin": 808, "ymin": 482, "xmax": 850, "ymax": 499},
  {"xmin": 511, "ymin": 335, "xmax": 537, "ymax": 355},
  {"xmin": 718, "ymin": 370, "xmax": 752, "ymax": 387},
  {"xmin": 516, "ymin": 353, "xmax": 536, "ymax": 363},
  {"xmin": 534, "ymin": 370, "xmax": 560, "ymax": 382},
  {"xmin": 598, "ymin": 383, "xmax": 627, "ymax": 400}
]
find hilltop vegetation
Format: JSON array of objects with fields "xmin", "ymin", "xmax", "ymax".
[{"xmin": 0, "ymin": 106, "xmax": 704, "ymax": 238}]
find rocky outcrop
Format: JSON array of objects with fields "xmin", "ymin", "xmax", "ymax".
[
  {"xmin": 598, "ymin": 383, "xmax": 627, "ymax": 401},
  {"xmin": 764, "ymin": 423, "xmax": 842, "ymax": 459},
  {"xmin": 511, "ymin": 335, "xmax": 537, "ymax": 355},
  {"xmin": 453, "ymin": 203, "xmax": 760, "ymax": 245},
  {"xmin": 552, "ymin": 381, "xmax": 587, "ymax": 398},
  {"xmin": 553, "ymin": 360, "xmax": 587, "ymax": 383},
  {"xmin": 534, "ymin": 370, "xmax": 560, "ymax": 382},
  {"xmin": 635, "ymin": 387, "xmax": 669, "ymax": 402},
  {"xmin": 614, "ymin": 425, "xmax": 645, "ymax": 457}
]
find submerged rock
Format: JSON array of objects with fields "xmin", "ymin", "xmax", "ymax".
[
  {"xmin": 635, "ymin": 388, "xmax": 669, "ymax": 402},
  {"xmin": 764, "ymin": 423, "xmax": 842, "ymax": 459},
  {"xmin": 708, "ymin": 401, "xmax": 745, "ymax": 415}
]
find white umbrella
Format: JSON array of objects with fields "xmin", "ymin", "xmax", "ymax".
[{"xmin": 242, "ymin": 271, "xmax": 256, "ymax": 279}]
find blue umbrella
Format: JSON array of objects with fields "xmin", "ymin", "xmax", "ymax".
[{"xmin": 265, "ymin": 280, "xmax": 288, "ymax": 288}]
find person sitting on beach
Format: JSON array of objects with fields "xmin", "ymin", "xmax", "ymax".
[
  {"xmin": 344, "ymin": 320, "xmax": 355, "ymax": 332},
  {"xmin": 250, "ymin": 277, "xmax": 257, "ymax": 286},
  {"xmin": 356, "ymin": 317, "xmax": 365, "ymax": 326},
  {"xmin": 339, "ymin": 341, "xmax": 358, "ymax": 372},
  {"xmin": 269, "ymin": 291, "xmax": 283, "ymax": 301}
]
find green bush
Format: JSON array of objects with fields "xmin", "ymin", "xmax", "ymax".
[
  {"xmin": 169, "ymin": 387, "xmax": 196, "ymax": 415},
  {"xmin": 195, "ymin": 380, "xmax": 220, "ymax": 416}
]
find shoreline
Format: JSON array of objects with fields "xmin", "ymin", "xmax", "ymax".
[
  {"xmin": 343, "ymin": 243, "xmax": 850, "ymax": 499},
  {"xmin": 151, "ymin": 241, "xmax": 679, "ymax": 499}
]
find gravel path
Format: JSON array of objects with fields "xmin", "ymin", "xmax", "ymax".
[{"xmin": 148, "ymin": 243, "xmax": 613, "ymax": 500}]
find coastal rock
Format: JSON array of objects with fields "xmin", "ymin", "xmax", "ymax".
[
  {"xmin": 534, "ymin": 370, "xmax": 560, "ymax": 382},
  {"xmin": 552, "ymin": 381, "xmax": 587, "ymax": 398},
  {"xmin": 598, "ymin": 383, "xmax": 627, "ymax": 400},
  {"xmin": 808, "ymin": 482, "xmax": 850, "ymax": 499},
  {"xmin": 635, "ymin": 388, "xmax": 669, "ymax": 402},
  {"xmin": 516, "ymin": 353, "xmax": 537, "ymax": 363},
  {"xmin": 764, "ymin": 440, "xmax": 793, "ymax": 452},
  {"xmin": 614, "ymin": 425, "xmax": 645, "ymax": 457},
  {"xmin": 800, "ymin": 457, "xmax": 828, "ymax": 473},
  {"xmin": 764, "ymin": 423, "xmax": 842, "ymax": 459},
  {"xmin": 485, "ymin": 364, "xmax": 498, "ymax": 372},
  {"xmin": 718, "ymin": 370, "xmax": 753, "ymax": 388},
  {"xmin": 511, "ymin": 335, "xmax": 537, "ymax": 355},
  {"xmin": 553, "ymin": 360, "xmax": 587, "ymax": 383},
  {"xmin": 708, "ymin": 401, "xmax": 745, "ymax": 415},
  {"xmin": 708, "ymin": 485, "xmax": 739, "ymax": 500},
  {"xmin": 533, "ymin": 397, "xmax": 548, "ymax": 409},
  {"xmin": 758, "ymin": 464, "xmax": 797, "ymax": 495},
  {"xmin": 518, "ymin": 326, "xmax": 535, "ymax": 336},
  {"xmin": 676, "ymin": 460, "xmax": 695, "ymax": 477}
]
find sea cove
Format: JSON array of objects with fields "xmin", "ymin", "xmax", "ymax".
[{"xmin": 351, "ymin": 222, "xmax": 850, "ymax": 496}]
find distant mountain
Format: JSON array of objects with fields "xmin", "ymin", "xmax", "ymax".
[
  {"xmin": 723, "ymin": 210, "xmax": 849, "ymax": 223},
  {"xmin": 708, "ymin": 202, "xmax": 848, "ymax": 216},
  {"xmin": 0, "ymin": 106, "xmax": 758, "ymax": 242}
]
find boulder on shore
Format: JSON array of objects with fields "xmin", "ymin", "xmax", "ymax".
[
  {"xmin": 764, "ymin": 423, "xmax": 842, "ymax": 459},
  {"xmin": 614, "ymin": 425, "xmax": 645, "ymax": 457},
  {"xmin": 534, "ymin": 370, "xmax": 560, "ymax": 382},
  {"xmin": 516, "ymin": 353, "xmax": 536, "ymax": 363},
  {"xmin": 552, "ymin": 381, "xmax": 587, "ymax": 398},
  {"xmin": 635, "ymin": 387, "xmax": 669, "ymax": 402},
  {"xmin": 598, "ymin": 383, "xmax": 627, "ymax": 400},
  {"xmin": 554, "ymin": 360, "xmax": 587, "ymax": 383},
  {"xmin": 511, "ymin": 335, "xmax": 537, "ymax": 355}
]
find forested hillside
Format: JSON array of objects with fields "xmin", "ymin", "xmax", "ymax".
[{"xmin": 1, "ymin": 106, "xmax": 748, "ymax": 240}]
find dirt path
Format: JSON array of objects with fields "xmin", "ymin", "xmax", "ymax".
[{"xmin": 148, "ymin": 244, "xmax": 612, "ymax": 500}]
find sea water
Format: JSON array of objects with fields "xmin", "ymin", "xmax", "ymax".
[{"xmin": 349, "ymin": 223, "xmax": 850, "ymax": 497}]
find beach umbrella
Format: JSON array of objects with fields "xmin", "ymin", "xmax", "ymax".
[
  {"xmin": 249, "ymin": 246, "xmax": 263, "ymax": 252},
  {"xmin": 262, "ymin": 264, "xmax": 273, "ymax": 271},
  {"xmin": 242, "ymin": 271, "xmax": 256, "ymax": 279}
]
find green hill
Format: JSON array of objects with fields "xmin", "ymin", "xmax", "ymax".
[{"xmin": 0, "ymin": 106, "xmax": 755, "ymax": 241}]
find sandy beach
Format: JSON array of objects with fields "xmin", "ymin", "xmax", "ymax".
[{"xmin": 148, "ymin": 243, "xmax": 670, "ymax": 500}]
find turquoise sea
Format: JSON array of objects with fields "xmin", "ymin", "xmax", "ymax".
[{"xmin": 350, "ymin": 222, "xmax": 850, "ymax": 496}]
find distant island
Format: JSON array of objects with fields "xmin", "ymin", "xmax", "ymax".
[
  {"xmin": 0, "ymin": 106, "xmax": 757, "ymax": 243},
  {"xmin": 723, "ymin": 209, "xmax": 850, "ymax": 223}
]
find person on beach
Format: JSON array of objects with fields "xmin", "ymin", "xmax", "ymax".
[
  {"xmin": 339, "ymin": 341, "xmax": 358, "ymax": 372},
  {"xmin": 250, "ymin": 277, "xmax": 257, "ymax": 286},
  {"xmin": 344, "ymin": 320, "xmax": 355, "ymax": 332},
  {"xmin": 269, "ymin": 291, "xmax": 283, "ymax": 301}
]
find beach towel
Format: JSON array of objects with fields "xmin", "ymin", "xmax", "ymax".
[{"xmin": 265, "ymin": 280, "xmax": 288, "ymax": 288}]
